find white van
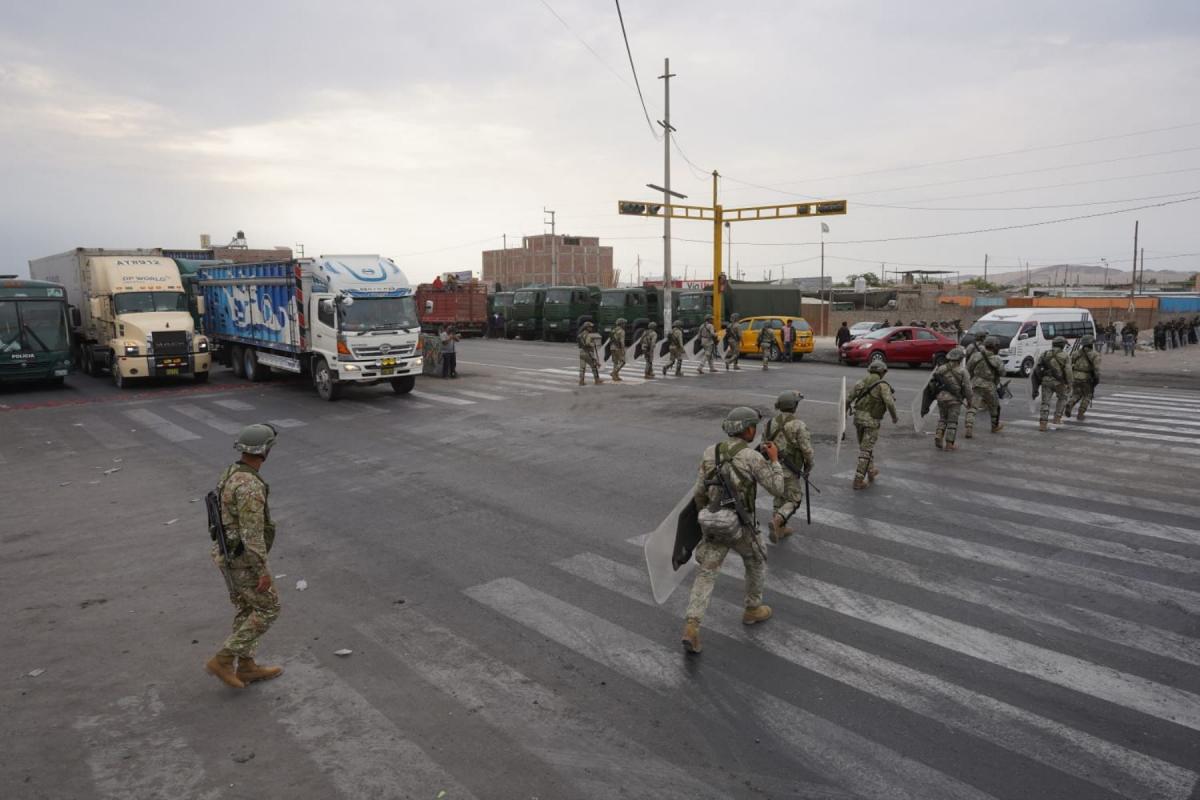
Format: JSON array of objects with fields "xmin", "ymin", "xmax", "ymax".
[{"xmin": 966, "ymin": 307, "xmax": 1096, "ymax": 376}]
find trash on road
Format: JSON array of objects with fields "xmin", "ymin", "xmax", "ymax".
[
  {"xmin": 28, "ymin": 668, "xmax": 45, "ymax": 678},
  {"xmin": 295, "ymin": 579, "xmax": 308, "ymax": 591},
  {"xmin": 103, "ymin": 467, "xmax": 122, "ymax": 475},
  {"xmin": 164, "ymin": 518, "xmax": 179, "ymax": 526},
  {"xmin": 334, "ymin": 649, "xmax": 353, "ymax": 657}
]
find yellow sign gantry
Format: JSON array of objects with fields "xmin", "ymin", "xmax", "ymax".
[{"xmin": 619, "ymin": 171, "xmax": 847, "ymax": 329}]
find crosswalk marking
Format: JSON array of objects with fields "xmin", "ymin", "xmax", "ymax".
[
  {"xmin": 268, "ymin": 418, "xmax": 307, "ymax": 428},
  {"xmin": 171, "ymin": 403, "xmax": 243, "ymax": 434},
  {"xmin": 123, "ymin": 409, "xmax": 200, "ymax": 442},
  {"xmin": 496, "ymin": 379, "xmax": 566, "ymax": 394},
  {"xmin": 74, "ymin": 414, "xmax": 141, "ymax": 450},
  {"xmin": 466, "ymin": 577, "xmax": 999, "ymax": 800},
  {"xmin": 556, "ymin": 552, "xmax": 1199, "ymax": 800},
  {"xmin": 449, "ymin": 388, "xmax": 509, "ymax": 401},
  {"xmin": 1109, "ymin": 391, "xmax": 1200, "ymax": 407},
  {"xmin": 1065, "ymin": 415, "xmax": 1200, "ymax": 438},
  {"xmin": 408, "ymin": 390, "xmax": 475, "ymax": 406},
  {"xmin": 212, "ymin": 398, "xmax": 254, "ymax": 411},
  {"xmin": 1093, "ymin": 399, "xmax": 1200, "ymax": 415},
  {"xmin": 273, "ymin": 659, "xmax": 478, "ymax": 800},
  {"xmin": 1009, "ymin": 418, "xmax": 1200, "ymax": 449},
  {"xmin": 1077, "ymin": 409, "xmax": 1200, "ymax": 428}
]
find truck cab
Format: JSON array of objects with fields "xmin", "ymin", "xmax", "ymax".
[
  {"xmin": 542, "ymin": 285, "xmax": 601, "ymax": 341},
  {"xmin": 488, "ymin": 291, "xmax": 514, "ymax": 338},
  {"xmin": 599, "ymin": 288, "xmax": 662, "ymax": 340},
  {"xmin": 675, "ymin": 290, "xmax": 713, "ymax": 338},
  {"xmin": 511, "ymin": 288, "xmax": 546, "ymax": 339}
]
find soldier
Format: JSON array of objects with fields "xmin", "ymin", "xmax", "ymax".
[
  {"xmin": 964, "ymin": 335, "xmax": 1005, "ymax": 437},
  {"xmin": 724, "ymin": 313, "xmax": 743, "ymax": 371},
  {"xmin": 682, "ymin": 407, "xmax": 788, "ymax": 654},
  {"xmin": 1037, "ymin": 335, "xmax": 1073, "ymax": 431},
  {"xmin": 1122, "ymin": 321, "xmax": 1138, "ymax": 357},
  {"xmin": 609, "ymin": 317, "xmax": 627, "ymax": 382},
  {"xmin": 1065, "ymin": 334, "xmax": 1101, "ymax": 421},
  {"xmin": 756, "ymin": 323, "xmax": 775, "ymax": 370},
  {"xmin": 662, "ymin": 319, "xmax": 685, "ymax": 377},
  {"xmin": 642, "ymin": 321, "xmax": 659, "ymax": 379},
  {"xmin": 577, "ymin": 321, "xmax": 603, "ymax": 386},
  {"xmin": 206, "ymin": 424, "xmax": 283, "ymax": 690},
  {"xmin": 847, "ymin": 361, "xmax": 899, "ymax": 489},
  {"xmin": 931, "ymin": 347, "xmax": 972, "ymax": 450},
  {"xmin": 697, "ymin": 314, "xmax": 717, "ymax": 374},
  {"xmin": 761, "ymin": 390, "xmax": 814, "ymax": 542},
  {"xmin": 962, "ymin": 330, "xmax": 986, "ymax": 362}
]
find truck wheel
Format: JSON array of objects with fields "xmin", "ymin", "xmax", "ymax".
[
  {"xmin": 391, "ymin": 375, "xmax": 415, "ymax": 394},
  {"xmin": 1019, "ymin": 357, "xmax": 1034, "ymax": 378},
  {"xmin": 313, "ymin": 358, "xmax": 341, "ymax": 401},
  {"xmin": 111, "ymin": 358, "xmax": 129, "ymax": 389},
  {"xmin": 79, "ymin": 346, "xmax": 94, "ymax": 376},
  {"xmin": 230, "ymin": 345, "xmax": 246, "ymax": 378},
  {"xmin": 243, "ymin": 348, "xmax": 268, "ymax": 382}
]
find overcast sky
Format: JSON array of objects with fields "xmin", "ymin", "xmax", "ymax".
[{"xmin": 3, "ymin": 0, "xmax": 1198, "ymax": 284}]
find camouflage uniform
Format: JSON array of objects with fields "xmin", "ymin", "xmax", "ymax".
[
  {"xmin": 212, "ymin": 463, "xmax": 279, "ymax": 660},
  {"xmin": 609, "ymin": 323, "xmax": 626, "ymax": 381},
  {"xmin": 849, "ymin": 369, "xmax": 898, "ymax": 486},
  {"xmin": 723, "ymin": 320, "xmax": 742, "ymax": 370},
  {"xmin": 762, "ymin": 410, "xmax": 814, "ymax": 537},
  {"xmin": 964, "ymin": 346, "xmax": 1005, "ymax": 434},
  {"xmin": 662, "ymin": 324, "xmax": 685, "ymax": 376},
  {"xmin": 698, "ymin": 320, "xmax": 717, "ymax": 373},
  {"xmin": 1038, "ymin": 345, "xmax": 1072, "ymax": 427},
  {"xmin": 1066, "ymin": 344, "xmax": 1100, "ymax": 420},
  {"xmin": 641, "ymin": 325, "xmax": 659, "ymax": 378},
  {"xmin": 685, "ymin": 438, "xmax": 787, "ymax": 625},
  {"xmin": 577, "ymin": 326, "xmax": 602, "ymax": 385},
  {"xmin": 757, "ymin": 325, "xmax": 775, "ymax": 370},
  {"xmin": 932, "ymin": 358, "xmax": 972, "ymax": 448}
]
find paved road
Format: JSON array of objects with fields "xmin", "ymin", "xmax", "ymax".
[{"xmin": 2, "ymin": 339, "xmax": 1198, "ymax": 800}]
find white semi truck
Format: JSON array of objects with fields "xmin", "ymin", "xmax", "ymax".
[
  {"xmin": 197, "ymin": 255, "xmax": 422, "ymax": 400},
  {"xmin": 29, "ymin": 248, "xmax": 211, "ymax": 387}
]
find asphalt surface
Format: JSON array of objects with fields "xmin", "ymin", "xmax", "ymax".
[{"xmin": 2, "ymin": 339, "xmax": 1199, "ymax": 800}]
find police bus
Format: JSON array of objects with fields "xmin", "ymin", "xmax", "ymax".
[{"xmin": 0, "ymin": 276, "xmax": 75, "ymax": 386}]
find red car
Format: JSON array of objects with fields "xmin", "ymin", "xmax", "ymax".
[{"xmin": 839, "ymin": 326, "xmax": 957, "ymax": 367}]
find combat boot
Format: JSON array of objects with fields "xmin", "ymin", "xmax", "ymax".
[
  {"xmin": 933, "ymin": 435, "xmax": 944, "ymax": 449},
  {"xmin": 1076, "ymin": 410, "xmax": 1086, "ymax": 421},
  {"xmin": 867, "ymin": 467, "xmax": 880, "ymax": 482},
  {"xmin": 852, "ymin": 477, "xmax": 868, "ymax": 490},
  {"xmin": 662, "ymin": 363, "xmax": 669, "ymax": 376},
  {"xmin": 1063, "ymin": 405, "xmax": 1073, "ymax": 419},
  {"xmin": 593, "ymin": 376, "xmax": 604, "ymax": 385},
  {"xmin": 697, "ymin": 366, "xmax": 704, "ymax": 374},
  {"xmin": 578, "ymin": 377, "xmax": 586, "ymax": 386},
  {"xmin": 205, "ymin": 651, "xmax": 245, "ymax": 689},
  {"xmin": 1039, "ymin": 420, "xmax": 1048, "ymax": 432},
  {"xmin": 742, "ymin": 605, "xmax": 773, "ymax": 625},
  {"xmin": 1053, "ymin": 415, "xmax": 1062, "ymax": 425},
  {"xmin": 681, "ymin": 619, "xmax": 702, "ymax": 654},
  {"xmin": 733, "ymin": 364, "xmax": 741, "ymax": 370},
  {"xmin": 611, "ymin": 374, "xmax": 622, "ymax": 383},
  {"xmin": 768, "ymin": 516, "xmax": 791, "ymax": 544},
  {"xmin": 675, "ymin": 367, "xmax": 682, "ymax": 377},
  {"xmin": 944, "ymin": 441, "xmax": 957, "ymax": 452},
  {"xmin": 236, "ymin": 657, "xmax": 283, "ymax": 684},
  {"xmin": 645, "ymin": 371, "xmax": 655, "ymax": 379},
  {"xmin": 964, "ymin": 426, "xmax": 973, "ymax": 439},
  {"xmin": 991, "ymin": 422, "xmax": 1004, "ymax": 433}
]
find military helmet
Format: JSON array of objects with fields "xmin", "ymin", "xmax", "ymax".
[
  {"xmin": 730, "ymin": 313, "xmax": 740, "ymax": 321},
  {"xmin": 672, "ymin": 319, "xmax": 682, "ymax": 328},
  {"xmin": 581, "ymin": 320, "xmax": 594, "ymax": 329},
  {"xmin": 648, "ymin": 321, "xmax": 658, "ymax": 329},
  {"xmin": 984, "ymin": 335, "xmax": 1000, "ymax": 350},
  {"xmin": 1052, "ymin": 335, "xmax": 1067, "ymax": 348},
  {"xmin": 705, "ymin": 314, "xmax": 713, "ymax": 321},
  {"xmin": 234, "ymin": 423, "xmax": 278, "ymax": 456},
  {"xmin": 721, "ymin": 406, "xmax": 760, "ymax": 436},
  {"xmin": 774, "ymin": 390, "xmax": 801, "ymax": 412},
  {"xmin": 975, "ymin": 330, "xmax": 987, "ymax": 341},
  {"xmin": 946, "ymin": 346, "xmax": 965, "ymax": 362},
  {"xmin": 615, "ymin": 317, "xmax": 627, "ymax": 326},
  {"xmin": 868, "ymin": 361, "xmax": 888, "ymax": 375},
  {"xmin": 1080, "ymin": 334, "xmax": 1095, "ymax": 347}
]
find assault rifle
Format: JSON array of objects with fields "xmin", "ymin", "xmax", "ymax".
[
  {"xmin": 206, "ymin": 488, "xmax": 243, "ymax": 593},
  {"xmin": 710, "ymin": 447, "xmax": 767, "ymax": 563}
]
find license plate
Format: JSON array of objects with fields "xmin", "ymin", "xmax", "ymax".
[
  {"xmin": 165, "ymin": 368, "xmax": 180, "ymax": 375},
  {"xmin": 382, "ymin": 366, "xmax": 394, "ymax": 376}
]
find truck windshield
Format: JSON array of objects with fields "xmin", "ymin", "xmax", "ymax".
[
  {"xmin": 113, "ymin": 291, "xmax": 188, "ymax": 314},
  {"xmin": 600, "ymin": 293, "xmax": 627, "ymax": 307},
  {"xmin": 545, "ymin": 289, "xmax": 573, "ymax": 304},
  {"xmin": 514, "ymin": 291, "xmax": 538, "ymax": 305},
  {"xmin": 0, "ymin": 300, "xmax": 69, "ymax": 353},
  {"xmin": 677, "ymin": 294, "xmax": 706, "ymax": 311},
  {"xmin": 340, "ymin": 296, "xmax": 419, "ymax": 332}
]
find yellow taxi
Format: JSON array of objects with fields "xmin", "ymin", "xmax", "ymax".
[{"xmin": 733, "ymin": 315, "xmax": 815, "ymax": 361}]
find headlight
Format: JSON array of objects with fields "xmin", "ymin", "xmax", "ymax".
[
  {"xmin": 124, "ymin": 344, "xmax": 139, "ymax": 356},
  {"xmin": 343, "ymin": 364, "xmax": 360, "ymax": 372}
]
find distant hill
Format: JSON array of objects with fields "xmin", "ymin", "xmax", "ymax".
[{"xmin": 980, "ymin": 264, "xmax": 1194, "ymax": 288}]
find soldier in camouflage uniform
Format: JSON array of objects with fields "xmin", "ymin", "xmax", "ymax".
[
  {"xmin": 662, "ymin": 319, "xmax": 685, "ymax": 376},
  {"xmin": 682, "ymin": 407, "xmax": 788, "ymax": 654},
  {"xmin": 641, "ymin": 321, "xmax": 659, "ymax": 379},
  {"xmin": 964, "ymin": 335, "xmax": 1005, "ymax": 436},
  {"xmin": 757, "ymin": 323, "xmax": 775, "ymax": 370},
  {"xmin": 1037, "ymin": 335, "xmax": 1073, "ymax": 431},
  {"xmin": 1065, "ymin": 334, "xmax": 1100, "ymax": 421},
  {"xmin": 723, "ymin": 313, "xmax": 743, "ymax": 370},
  {"xmin": 761, "ymin": 390, "xmax": 814, "ymax": 542},
  {"xmin": 698, "ymin": 314, "xmax": 717, "ymax": 373},
  {"xmin": 932, "ymin": 347, "xmax": 972, "ymax": 451},
  {"xmin": 206, "ymin": 424, "xmax": 283, "ymax": 690},
  {"xmin": 577, "ymin": 321, "xmax": 603, "ymax": 386},
  {"xmin": 848, "ymin": 361, "xmax": 899, "ymax": 490},
  {"xmin": 609, "ymin": 318, "xmax": 627, "ymax": 382}
]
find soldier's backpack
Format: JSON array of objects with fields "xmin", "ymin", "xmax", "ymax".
[{"xmin": 697, "ymin": 442, "xmax": 749, "ymax": 544}]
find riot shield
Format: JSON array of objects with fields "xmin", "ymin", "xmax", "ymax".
[
  {"xmin": 644, "ymin": 490, "xmax": 700, "ymax": 604},
  {"xmin": 602, "ymin": 338, "xmax": 612, "ymax": 362},
  {"xmin": 835, "ymin": 376, "xmax": 847, "ymax": 463},
  {"xmin": 691, "ymin": 337, "xmax": 704, "ymax": 356},
  {"xmin": 911, "ymin": 388, "xmax": 936, "ymax": 433},
  {"xmin": 658, "ymin": 338, "xmax": 671, "ymax": 358}
]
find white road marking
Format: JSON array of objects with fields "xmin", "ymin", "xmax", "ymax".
[
  {"xmin": 496, "ymin": 379, "xmax": 569, "ymax": 394},
  {"xmin": 268, "ymin": 418, "xmax": 307, "ymax": 428},
  {"xmin": 1008, "ymin": 418, "xmax": 1200, "ymax": 449},
  {"xmin": 1093, "ymin": 400, "xmax": 1200, "ymax": 416},
  {"xmin": 1110, "ymin": 391, "xmax": 1200, "ymax": 406},
  {"xmin": 212, "ymin": 398, "xmax": 254, "ymax": 411},
  {"xmin": 171, "ymin": 403, "xmax": 243, "ymax": 434},
  {"xmin": 274, "ymin": 659, "xmax": 478, "ymax": 800},
  {"xmin": 451, "ymin": 389, "xmax": 509, "ymax": 401},
  {"xmin": 466, "ymin": 577, "xmax": 999, "ymax": 800},
  {"xmin": 73, "ymin": 414, "xmax": 141, "ymax": 449},
  {"xmin": 1079, "ymin": 409, "xmax": 1200, "ymax": 428},
  {"xmin": 123, "ymin": 409, "xmax": 200, "ymax": 442},
  {"xmin": 557, "ymin": 552, "xmax": 1198, "ymax": 800},
  {"xmin": 1065, "ymin": 415, "xmax": 1200, "ymax": 437},
  {"xmin": 408, "ymin": 390, "xmax": 475, "ymax": 406}
]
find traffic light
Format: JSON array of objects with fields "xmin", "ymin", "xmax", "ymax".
[
  {"xmin": 816, "ymin": 201, "xmax": 847, "ymax": 215},
  {"xmin": 617, "ymin": 201, "xmax": 664, "ymax": 216}
]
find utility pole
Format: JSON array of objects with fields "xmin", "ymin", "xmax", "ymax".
[
  {"xmin": 659, "ymin": 58, "xmax": 676, "ymax": 331},
  {"xmin": 1139, "ymin": 247, "xmax": 1145, "ymax": 293},
  {"xmin": 1129, "ymin": 220, "xmax": 1139, "ymax": 312},
  {"xmin": 544, "ymin": 208, "xmax": 557, "ymax": 285},
  {"xmin": 983, "ymin": 253, "xmax": 988, "ymax": 284}
]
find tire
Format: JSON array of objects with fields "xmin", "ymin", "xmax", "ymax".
[
  {"xmin": 47, "ymin": 376, "xmax": 66, "ymax": 387},
  {"xmin": 193, "ymin": 370, "xmax": 210, "ymax": 384},
  {"xmin": 505, "ymin": 328, "xmax": 515, "ymax": 340},
  {"xmin": 1019, "ymin": 357, "xmax": 1034, "ymax": 378},
  {"xmin": 230, "ymin": 345, "xmax": 246, "ymax": 378},
  {"xmin": 868, "ymin": 350, "xmax": 886, "ymax": 367},
  {"xmin": 933, "ymin": 351, "xmax": 948, "ymax": 366},
  {"xmin": 907, "ymin": 361, "xmax": 922, "ymax": 369},
  {"xmin": 80, "ymin": 346, "xmax": 94, "ymax": 376},
  {"xmin": 391, "ymin": 375, "xmax": 415, "ymax": 394},
  {"xmin": 313, "ymin": 358, "xmax": 341, "ymax": 401},
  {"xmin": 111, "ymin": 358, "xmax": 129, "ymax": 389},
  {"xmin": 243, "ymin": 347, "xmax": 267, "ymax": 382},
  {"xmin": 795, "ymin": 353, "xmax": 805, "ymax": 361}
]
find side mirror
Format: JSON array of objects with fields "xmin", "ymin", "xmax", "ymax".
[
  {"xmin": 89, "ymin": 296, "xmax": 105, "ymax": 319},
  {"xmin": 194, "ymin": 296, "xmax": 206, "ymax": 317},
  {"xmin": 1018, "ymin": 332, "xmax": 1029, "ymax": 340},
  {"xmin": 69, "ymin": 306, "xmax": 82, "ymax": 328},
  {"xmin": 425, "ymin": 300, "xmax": 434, "ymax": 313}
]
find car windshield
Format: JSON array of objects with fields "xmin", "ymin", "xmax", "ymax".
[
  {"xmin": 494, "ymin": 295, "xmax": 513, "ymax": 309},
  {"xmin": 791, "ymin": 319, "xmax": 811, "ymax": 331},
  {"xmin": 600, "ymin": 293, "xmax": 627, "ymax": 307},
  {"xmin": 112, "ymin": 291, "xmax": 188, "ymax": 314},
  {"xmin": 850, "ymin": 322, "xmax": 876, "ymax": 332},
  {"xmin": 677, "ymin": 294, "xmax": 706, "ymax": 310},
  {"xmin": 860, "ymin": 327, "xmax": 895, "ymax": 340},
  {"xmin": 514, "ymin": 291, "xmax": 538, "ymax": 305},
  {"xmin": 339, "ymin": 296, "xmax": 419, "ymax": 332},
  {"xmin": 968, "ymin": 320, "xmax": 1021, "ymax": 340},
  {"xmin": 0, "ymin": 300, "xmax": 69, "ymax": 353},
  {"xmin": 545, "ymin": 289, "xmax": 573, "ymax": 304}
]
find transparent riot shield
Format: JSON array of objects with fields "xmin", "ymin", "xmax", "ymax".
[{"xmin": 644, "ymin": 490, "xmax": 700, "ymax": 604}]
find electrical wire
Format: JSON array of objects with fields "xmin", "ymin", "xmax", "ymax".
[
  {"xmin": 537, "ymin": 0, "xmax": 637, "ymax": 93},
  {"xmin": 841, "ymin": 188, "xmax": 1200, "ymax": 213},
  {"xmin": 613, "ymin": 0, "xmax": 660, "ymax": 140}
]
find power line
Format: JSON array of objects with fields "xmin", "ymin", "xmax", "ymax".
[
  {"xmin": 612, "ymin": 0, "xmax": 659, "ymax": 140},
  {"xmin": 842, "ymin": 188, "xmax": 1200, "ymax": 213},
  {"xmin": 537, "ymin": 0, "xmax": 633, "ymax": 91}
]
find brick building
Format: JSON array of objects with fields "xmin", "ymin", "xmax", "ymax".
[{"xmin": 482, "ymin": 234, "xmax": 614, "ymax": 289}]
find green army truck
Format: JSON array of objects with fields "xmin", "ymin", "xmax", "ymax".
[
  {"xmin": 510, "ymin": 287, "xmax": 546, "ymax": 340},
  {"xmin": 487, "ymin": 291, "xmax": 515, "ymax": 338},
  {"xmin": 542, "ymin": 285, "xmax": 601, "ymax": 342},
  {"xmin": 677, "ymin": 281, "xmax": 804, "ymax": 332},
  {"xmin": 598, "ymin": 287, "xmax": 663, "ymax": 341},
  {"xmin": 675, "ymin": 290, "xmax": 713, "ymax": 338}
]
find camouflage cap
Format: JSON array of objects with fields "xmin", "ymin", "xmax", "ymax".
[
  {"xmin": 235, "ymin": 423, "xmax": 278, "ymax": 456},
  {"xmin": 774, "ymin": 390, "xmax": 801, "ymax": 411},
  {"xmin": 868, "ymin": 361, "xmax": 888, "ymax": 374},
  {"xmin": 1052, "ymin": 336, "xmax": 1067, "ymax": 348},
  {"xmin": 946, "ymin": 347, "xmax": 965, "ymax": 361},
  {"xmin": 721, "ymin": 406, "xmax": 760, "ymax": 436}
]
